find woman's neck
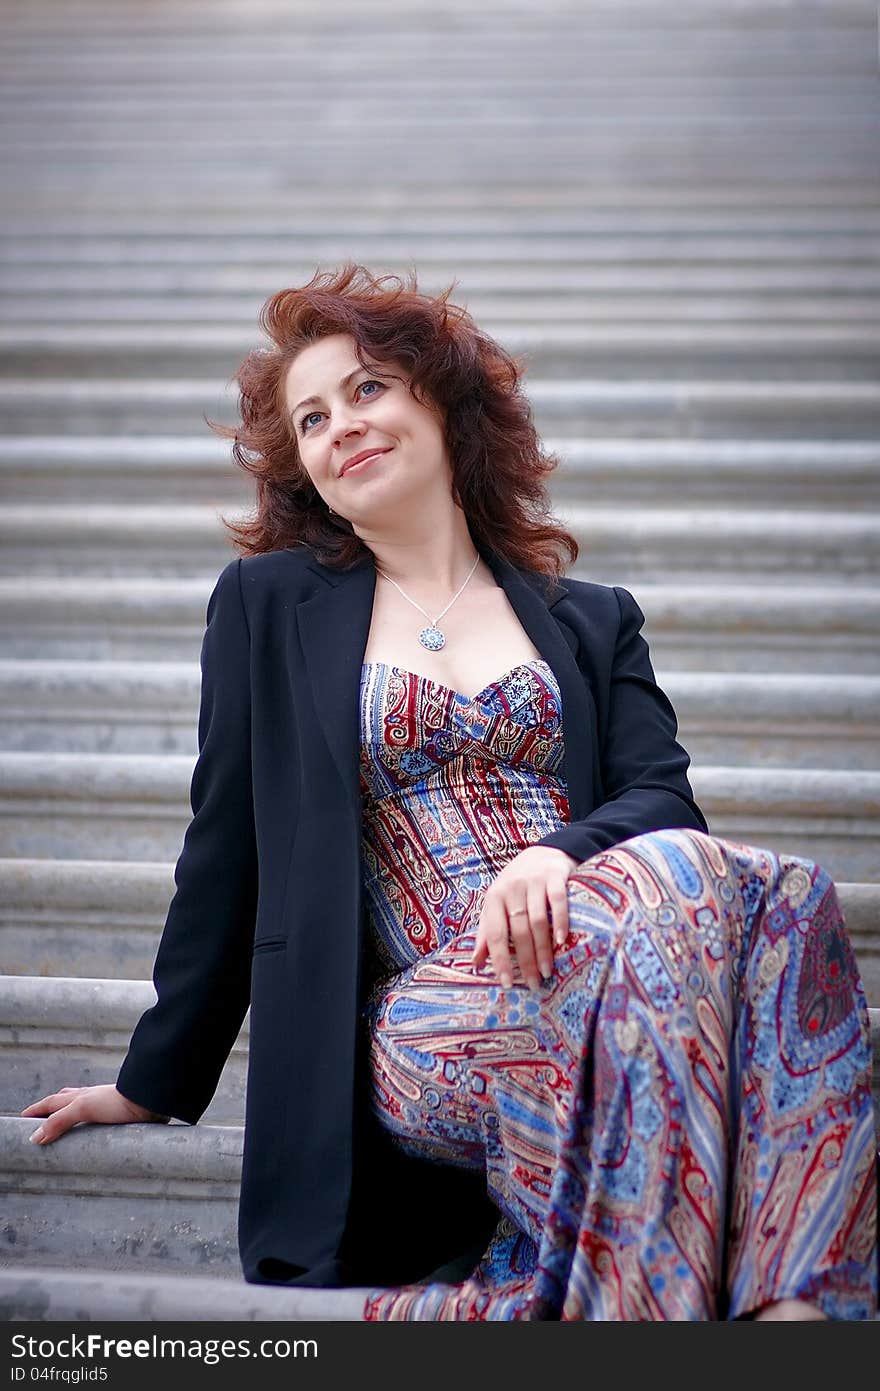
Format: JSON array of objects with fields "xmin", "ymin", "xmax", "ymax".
[{"xmin": 363, "ymin": 526, "xmax": 483, "ymax": 596}]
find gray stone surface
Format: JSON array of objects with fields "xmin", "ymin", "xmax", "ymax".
[
  {"xmin": 0, "ymin": 858, "xmax": 176, "ymax": 979},
  {"xmin": 3, "ymin": 975, "xmax": 248, "ymax": 1123},
  {"xmin": 1, "ymin": 1117, "xmax": 242, "ymax": 1275},
  {"xmin": 0, "ymin": 1266, "xmax": 371, "ymax": 1321}
]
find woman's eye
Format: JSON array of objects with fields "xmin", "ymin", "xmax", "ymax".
[{"xmin": 299, "ymin": 379, "xmax": 384, "ymax": 433}]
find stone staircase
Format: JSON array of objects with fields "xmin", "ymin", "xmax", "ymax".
[{"xmin": 1, "ymin": 0, "xmax": 878, "ymax": 1320}]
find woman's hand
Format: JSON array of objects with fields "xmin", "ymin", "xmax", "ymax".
[
  {"xmin": 472, "ymin": 845, "xmax": 580, "ymax": 990},
  {"xmin": 20, "ymin": 1085, "xmax": 170, "ymax": 1144}
]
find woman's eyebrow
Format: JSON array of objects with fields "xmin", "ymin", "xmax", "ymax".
[{"xmin": 291, "ymin": 367, "xmax": 372, "ymax": 417}]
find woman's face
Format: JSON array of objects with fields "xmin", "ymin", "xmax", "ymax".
[{"xmin": 283, "ymin": 333, "xmax": 452, "ymax": 527}]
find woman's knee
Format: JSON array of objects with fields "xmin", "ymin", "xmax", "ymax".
[
  {"xmin": 568, "ymin": 826, "xmax": 716, "ymax": 909},
  {"xmin": 775, "ymin": 852, "xmax": 836, "ymax": 905},
  {"xmin": 572, "ymin": 825, "xmax": 711, "ymax": 874},
  {"xmin": 607, "ymin": 828, "xmax": 836, "ymax": 905}
]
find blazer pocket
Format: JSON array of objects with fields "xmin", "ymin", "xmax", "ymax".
[{"xmin": 252, "ymin": 936, "xmax": 287, "ymax": 955}]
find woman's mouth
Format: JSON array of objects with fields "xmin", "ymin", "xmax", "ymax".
[{"xmin": 341, "ymin": 448, "xmax": 391, "ymax": 477}]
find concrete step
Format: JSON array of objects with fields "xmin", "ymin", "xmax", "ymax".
[
  {"xmin": 3, "ymin": 231, "xmax": 878, "ymax": 266},
  {"xmin": 1, "ymin": 503, "xmax": 877, "ymax": 583},
  {"xmin": 1, "ymin": 1, "xmax": 870, "ymax": 42},
  {"xmin": 8, "ymin": 71, "xmax": 869, "ymax": 104},
  {"xmin": 3, "ymin": 5, "xmax": 874, "ymax": 199},
  {"xmin": 5, "ymin": 38, "xmax": 869, "ymax": 63},
  {"xmin": 0, "ymin": 578, "xmax": 876, "ymax": 672},
  {"xmin": 3, "ymin": 976, "xmax": 247, "ymax": 1125},
  {"xmin": 0, "ymin": 1115, "xmax": 243, "ymax": 1276},
  {"xmin": 0, "ymin": 378, "xmax": 877, "ymax": 439},
  {"xmin": 3, "ymin": 322, "xmax": 880, "ymax": 380},
  {"xmin": 7, "ymin": 52, "xmax": 865, "ymax": 86},
  {"xmin": 2, "ymin": 860, "xmax": 876, "ymax": 995},
  {"xmin": 5, "ymin": 134, "xmax": 876, "ymax": 186},
  {"xmin": 0, "ymin": 1265, "xmax": 369, "ymax": 1320},
  {"xmin": 4, "ymin": 262, "xmax": 880, "ymax": 297},
  {"xmin": 0, "ymin": 858, "xmax": 174, "ymax": 981},
  {"xmin": 3, "ymin": 72, "xmax": 875, "ymax": 113},
  {"xmin": 674, "ymin": 672, "xmax": 880, "ymax": 770},
  {"xmin": 551, "ymin": 439, "xmax": 880, "ymax": 507},
  {"xmin": 3, "ymin": 436, "xmax": 878, "ymax": 508},
  {"xmin": 2, "ymin": 116, "xmax": 878, "ymax": 182},
  {"xmin": 8, "ymin": 290, "xmax": 880, "ymax": 326},
  {"xmin": 4, "ymin": 201, "xmax": 880, "ymax": 237},
  {"xmin": 2, "ymin": 1008, "xmax": 879, "ymax": 1283},
  {"xmin": 12, "ymin": 158, "xmax": 876, "ymax": 194},
  {"xmin": 0, "ymin": 752, "xmax": 877, "ymax": 880},
  {"xmin": 0, "ymin": 660, "xmax": 201, "ymax": 755},
  {"xmin": 5, "ymin": 178, "xmax": 874, "ymax": 215},
  {"xmin": 1, "ymin": 661, "xmax": 877, "ymax": 770}
]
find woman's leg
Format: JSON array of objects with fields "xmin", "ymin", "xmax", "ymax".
[
  {"xmin": 528, "ymin": 826, "xmax": 736, "ymax": 1319},
  {"xmin": 528, "ymin": 827, "xmax": 877, "ymax": 1320},
  {"xmin": 360, "ymin": 905, "xmax": 591, "ymax": 1319},
  {"xmin": 719, "ymin": 835, "xmax": 877, "ymax": 1319},
  {"xmin": 363, "ymin": 828, "xmax": 877, "ymax": 1320}
]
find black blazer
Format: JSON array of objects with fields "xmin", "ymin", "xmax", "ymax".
[{"xmin": 116, "ymin": 536, "xmax": 709, "ymax": 1288}]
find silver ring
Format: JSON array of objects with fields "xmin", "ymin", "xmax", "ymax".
[{"xmin": 509, "ymin": 909, "xmax": 529, "ymax": 917}]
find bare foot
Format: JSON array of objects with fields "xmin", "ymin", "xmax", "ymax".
[{"xmin": 753, "ymin": 1299, "xmax": 827, "ymax": 1321}]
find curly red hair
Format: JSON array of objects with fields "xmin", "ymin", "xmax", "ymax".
[{"xmin": 210, "ymin": 263, "xmax": 578, "ymax": 579}]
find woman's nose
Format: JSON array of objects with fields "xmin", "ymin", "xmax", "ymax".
[{"xmin": 331, "ymin": 411, "xmax": 366, "ymax": 446}]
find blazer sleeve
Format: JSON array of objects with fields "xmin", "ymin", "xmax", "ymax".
[
  {"xmin": 535, "ymin": 584, "xmax": 709, "ymax": 865},
  {"xmin": 115, "ymin": 557, "xmax": 258, "ymax": 1124}
]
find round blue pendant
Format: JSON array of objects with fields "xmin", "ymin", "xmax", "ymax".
[{"xmin": 419, "ymin": 625, "xmax": 446, "ymax": 651}]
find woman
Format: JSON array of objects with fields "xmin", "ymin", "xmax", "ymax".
[{"xmin": 22, "ymin": 264, "xmax": 877, "ymax": 1320}]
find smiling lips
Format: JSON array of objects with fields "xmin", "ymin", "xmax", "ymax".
[{"xmin": 339, "ymin": 447, "xmax": 391, "ymax": 477}]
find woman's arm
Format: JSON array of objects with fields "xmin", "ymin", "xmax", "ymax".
[
  {"xmin": 535, "ymin": 584, "xmax": 708, "ymax": 865},
  {"xmin": 114, "ymin": 556, "xmax": 259, "ymax": 1124}
]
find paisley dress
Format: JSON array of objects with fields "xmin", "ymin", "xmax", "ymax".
[{"xmin": 355, "ymin": 658, "xmax": 877, "ymax": 1320}]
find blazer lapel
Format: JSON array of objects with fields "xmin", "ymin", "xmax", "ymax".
[
  {"xmin": 294, "ymin": 551, "xmax": 377, "ymax": 818},
  {"xmin": 294, "ymin": 539, "xmax": 597, "ymax": 823}
]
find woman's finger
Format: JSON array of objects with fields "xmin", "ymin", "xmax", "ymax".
[
  {"xmin": 507, "ymin": 902, "xmax": 540, "ymax": 989},
  {"xmin": 21, "ymin": 1090, "xmax": 79, "ymax": 1118},
  {"xmin": 548, "ymin": 872, "xmax": 572, "ymax": 946},
  {"xmin": 471, "ymin": 917, "xmax": 490, "ymax": 969},
  {"xmin": 28, "ymin": 1096, "xmax": 84, "ymax": 1144},
  {"xmin": 525, "ymin": 879, "xmax": 555, "ymax": 982},
  {"xmin": 480, "ymin": 893, "xmax": 515, "ymax": 989}
]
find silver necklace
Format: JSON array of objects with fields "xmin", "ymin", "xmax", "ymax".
[{"xmin": 374, "ymin": 552, "xmax": 480, "ymax": 651}]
